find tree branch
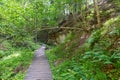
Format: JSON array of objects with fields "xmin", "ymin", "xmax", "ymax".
[{"xmin": 34, "ymin": 26, "xmax": 83, "ymax": 31}]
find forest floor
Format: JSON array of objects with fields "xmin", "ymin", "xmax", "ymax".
[{"xmin": 24, "ymin": 45, "xmax": 53, "ymax": 80}]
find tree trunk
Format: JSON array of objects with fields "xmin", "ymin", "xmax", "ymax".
[{"xmin": 93, "ymin": 0, "xmax": 101, "ymax": 28}]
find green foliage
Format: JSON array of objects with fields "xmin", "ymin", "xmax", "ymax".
[
  {"xmin": 0, "ymin": 39, "xmax": 39, "ymax": 80},
  {"xmin": 0, "ymin": 48, "xmax": 34, "ymax": 80},
  {"xmin": 46, "ymin": 15, "xmax": 120, "ymax": 80},
  {"xmin": 0, "ymin": 0, "xmax": 120, "ymax": 80}
]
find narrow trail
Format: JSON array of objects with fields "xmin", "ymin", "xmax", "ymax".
[{"xmin": 24, "ymin": 45, "xmax": 53, "ymax": 80}]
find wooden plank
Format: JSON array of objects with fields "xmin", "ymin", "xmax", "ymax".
[{"xmin": 24, "ymin": 45, "xmax": 53, "ymax": 80}]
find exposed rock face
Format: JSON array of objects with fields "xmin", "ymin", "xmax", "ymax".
[{"xmin": 48, "ymin": 0, "xmax": 120, "ymax": 45}]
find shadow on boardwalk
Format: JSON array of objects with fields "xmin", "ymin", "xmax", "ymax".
[{"xmin": 24, "ymin": 45, "xmax": 53, "ymax": 80}]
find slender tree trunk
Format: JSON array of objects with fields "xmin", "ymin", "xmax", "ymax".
[
  {"xmin": 34, "ymin": 2, "xmax": 38, "ymax": 43},
  {"xmin": 34, "ymin": 17, "xmax": 38, "ymax": 43},
  {"xmin": 93, "ymin": 0, "xmax": 101, "ymax": 28}
]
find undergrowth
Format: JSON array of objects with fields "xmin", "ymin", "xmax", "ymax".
[
  {"xmin": 0, "ymin": 41, "xmax": 39, "ymax": 80},
  {"xmin": 46, "ymin": 16, "xmax": 120, "ymax": 80}
]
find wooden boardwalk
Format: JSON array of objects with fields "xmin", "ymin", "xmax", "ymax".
[{"xmin": 24, "ymin": 45, "xmax": 53, "ymax": 80}]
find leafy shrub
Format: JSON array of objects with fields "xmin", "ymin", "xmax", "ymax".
[{"xmin": 0, "ymin": 46, "xmax": 37, "ymax": 80}]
